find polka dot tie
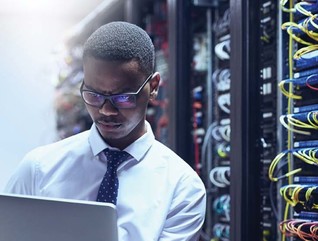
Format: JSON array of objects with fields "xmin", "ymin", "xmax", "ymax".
[{"xmin": 96, "ymin": 149, "xmax": 132, "ymax": 204}]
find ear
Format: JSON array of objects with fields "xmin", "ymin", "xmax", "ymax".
[{"xmin": 149, "ymin": 72, "xmax": 160, "ymax": 99}]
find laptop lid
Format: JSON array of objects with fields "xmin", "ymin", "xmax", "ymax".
[{"xmin": 0, "ymin": 193, "xmax": 118, "ymax": 241}]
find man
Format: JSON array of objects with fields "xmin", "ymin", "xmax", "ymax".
[{"xmin": 5, "ymin": 21, "xmax": 206, "ymax": 240}]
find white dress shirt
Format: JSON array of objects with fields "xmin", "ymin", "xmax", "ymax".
[{"xmin": 4, "ymin": 122, "xmax": 206, "ymax": 241}]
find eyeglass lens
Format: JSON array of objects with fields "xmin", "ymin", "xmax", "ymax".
[{"xmin": 82, "ymin": 91, "xmax": 137, "ymax": 109}]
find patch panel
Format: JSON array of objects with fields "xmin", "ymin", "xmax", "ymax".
[
  {"xmin": 296, "ymin": 211, "xmax": 318, "ymax": 220},
  {"xmin": 294, "ymin": 176, "xmax": 318, "ymax": 184},
  {"xmin": 294, "ymin": 140, "xmax": 318, "ymax": 148},
  {"xmin": 294, "ymin": 68, "xmax": 318, "ymax": 78},
  {"xmin": 294, "ymin": 51, "xmax": 318, "ymax": 72},
  {"xmin": 282, "ymin": 74, "xmax": 318, "ymax": 88},
  {"xmin": 280, "ymin": 111, "xmax": 318, "ymax": 123},
  {"xmin": 294, "ymin": 104, "xmax": 318, "ymax": 113},
  {"xmin": 286, "ymin": 17, "xmax": 318, "ymax": 37}
]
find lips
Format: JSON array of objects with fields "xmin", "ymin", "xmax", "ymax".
[{"xmin": 96, "ymin": 120, "xmax": 122, "ymax": 130}]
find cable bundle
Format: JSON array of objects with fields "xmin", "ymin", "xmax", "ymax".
[
  {"xmin": 268, "ymin": 147, "xmax": 318, "ymax": 182},
  {"xmin": 216, "ymin": 142, "xmax": 230, "ymax": 158},
  {"xmin": 209, "ymin": 166, "xmax": 230, "ymax": 188},
  {"xmin": 280, "ymin": 219, "xmax": 318, "ymax": 240},
  {"xmin": 281, "ymin": 0, "xmax": 318, "ymax": 60},
  {"xmin": 212, "ymin": 8, "xmax": 230, "ymax": 37},
  {"xmin": 280, "ymin": 184, "xmax": 318, "ymax": 212},
  {"xmin": 217, "ymin": 93, "xmax": 230, "ymax": 114},
  {"xmin": 213, "ymin": 194, "xmax": 230, "ymax": 221},
  {"xmin": 214, "ymin": 39, "xmax": 230, "ymax": 60},
  {"xmin": 211, "ymin": 122, "xmax": 231, "ymax": 142},
  {"xmin": 279, "ymin": 111, "xmax": 318, "ymax": 135},
  {"xmin": 212, "ymin": 68, "xmax": 231, "ymax": 92},
  {"xmin": 212, "ymin": 223, "xmax": 230, "ymax": 241},
  {"xmin": 279, "ymin": 73, "xmax": 318, "ymax": 99}
]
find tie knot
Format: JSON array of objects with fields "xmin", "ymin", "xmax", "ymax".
[{"xmin": 104, "ymin": 149, "xmax": 132, "ymax": 169}]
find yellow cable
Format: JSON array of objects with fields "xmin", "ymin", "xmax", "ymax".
[
  {"xmin": 284, "ymin": 1, "xmax": 294, "ymax": 240},
  {"xmin": 308, "ymin": 112, "xmax": 318, "ymax": 128},
  {"xmin": 278, "ymin": 81, "xmax": 302, "ymax": 99},
  {"xmin": 303, "ymin": 16, "xmax": 318, "ymax": 41},
  {"xmin": 279, "ymin": 115, "xmax": 311, "ymax": 135},
  {"xmin": 310, "ymin": 14, "xmax": 318, "ymax": 29},
  {"xmin": 305, "ymin": 186, "xmax": 317, "ymax": 202},
  {"xmin": 280, "ymin": 0, "xmax": 295, "ymax": 13},
  {"xmin": 282, "ymin": 22, "xmax": 313, "ymax": 45},
  {"xmin": 294, "ymin": 44, "xmax": 318, "ymax": 59},
  {"xmin": 295, "ymin": 2, "xmax": 315, "ymax": 18},
  {"xmin": 268, "ymin": 150, "xmax": 302, "ymax": 182},
  {"xmin": 288, "ymin": 116, "xmax": 316, "ymax": 129}
]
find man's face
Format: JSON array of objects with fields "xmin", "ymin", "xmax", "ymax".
[{"xmin": 83, "ymin": 57, "xmax": 158, "ymax": 150}]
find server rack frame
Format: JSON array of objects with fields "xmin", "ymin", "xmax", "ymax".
[
  {"xmin": 230, "ymin": 0, "xmax": 263, "ymax": 240},
  {"xmin": 167, "ymin": 0, "xmax": 193, "ymax": 164}
]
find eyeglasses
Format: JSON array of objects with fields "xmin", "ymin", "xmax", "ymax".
[{"xmin": 80, "ymin": 74, "xmax": 153, "ymax": 109}]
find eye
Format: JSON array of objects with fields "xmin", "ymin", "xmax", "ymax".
[
  {"xmin": 85, "ymin": 91, "xmax": 104, "ymax": 102},
  {"xmin": 89, "ymin": 92, "xmax": 102, "ymax": 98},
  {"xmin": 113, "ymin": 95, "xmax": 134, "ymax": 103}
]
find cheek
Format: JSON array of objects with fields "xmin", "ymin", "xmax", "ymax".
[
  {"xmin": 121, "ymin": 103, "xmax": 148, "ymax": 126},
  {"xmin": 135, "ymin": 100, "xmax": 149, "ymax": 117},
  {"xmin": 85, "ymin": 105, "xmax": 99, "ymax": 120}
]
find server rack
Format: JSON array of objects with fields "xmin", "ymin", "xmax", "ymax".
[
  {"xmin": 268, "ymin": 1, "xmax": 318, "ymax": 241},
  {"xmin": 168, "ymin": 0, "xmax": 280, "ymax": 240}
]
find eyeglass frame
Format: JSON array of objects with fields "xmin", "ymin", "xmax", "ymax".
[{"xmin": 80, "ymin": 73, "xmax": 153, "ymax": 109}]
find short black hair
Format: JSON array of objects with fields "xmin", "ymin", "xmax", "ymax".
[{"xmin": 83, "ymin": 21, "xmax": 154, "ymax": 75}]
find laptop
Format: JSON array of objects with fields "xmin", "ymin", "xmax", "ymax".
[{"xmin": 0, "ymin": 193, "xmax": 118, "ymax": 241}]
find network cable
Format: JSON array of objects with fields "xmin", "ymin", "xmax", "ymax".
[
  {"xmin": 279, "ymin": 111, "xmax": 318, "ymax": 135},
  {"xmin": 209, "ymin": 166, "xmax": 230, "ymax": 188}
]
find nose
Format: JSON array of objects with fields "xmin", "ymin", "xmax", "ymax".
[{"xmin": 98, "ymin": 99, "xmax": 118, "ymax": 116}]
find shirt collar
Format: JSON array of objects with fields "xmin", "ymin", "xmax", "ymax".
[{"xmin": 88, "ymin": 121, "xmax": 154, "ymax": 162}]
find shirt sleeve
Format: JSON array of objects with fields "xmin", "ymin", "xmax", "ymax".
[
  {"xmin": 159, "ymin": 172, "xmax": 207, "ymax": 241},
  {"xmin": 3, "ymin": 152, "xmax": 37, "ymax": 195}
]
